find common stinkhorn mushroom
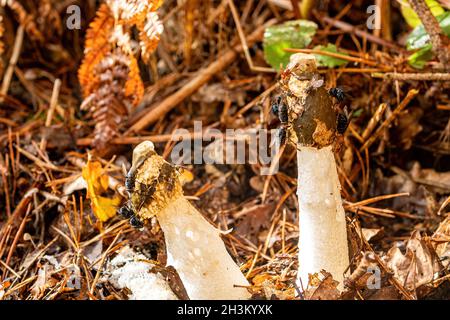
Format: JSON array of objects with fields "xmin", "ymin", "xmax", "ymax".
[
  {"xmin": 281, "ymin": 53, "xmax": 349, "ymax": 289},
  {"xmin": 128, "ymin": 141, "xmax": 250, "ymax": 300},
  {"xmin": 105, "ymin": 246, "xmax": 179, "ymax": 300}
]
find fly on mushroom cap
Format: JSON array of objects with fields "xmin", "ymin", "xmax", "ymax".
[
  {"xmin": 126, "ymin": 141, "xmax": 251, "ymax": 299},
  {"xmin": 282, "ymin": 53, "xmax": 337, "ymax": 148},
  {"xmin": 129, "ymin": 141, "xmax": 183, "ymax": 221}
]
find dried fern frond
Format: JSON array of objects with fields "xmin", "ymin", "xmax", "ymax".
[
  {"xmin": 106, "ymin": 0, "xmax": 163, "ymax": 23},
  {"xmin": 79, "ymin": 7, "xmax": 144, "ymax": 109},
  {"xmin": 110, "ymin": 24, "xmax": 144, "ymax": 105},
  {"xmin": 78, "ymin": 3, "xmax": 115, "ymax": 97},
  {"xmin": 138, "ymin": 11, "xmax": 164, "ymax": 63},
  {"xmin": 78, "ymin": 1, "xmax": 163, "ymax": 151},
  {"xmin": 105, "ymin": 0, "xmax": 164, "ymax": 63},
  {"xmin": 2, "ymin": 0, "xmax": 44, "ymax": 42},
  {"xmin": 124, "ymin": 52, "xmax": 144, "ymax": 105},
  {"xmin": 80, "ymin": 48, "xmax": 135, "ymax": 151}
]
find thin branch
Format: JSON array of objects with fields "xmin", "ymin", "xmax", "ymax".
[
  {"xmin": 227, "ymin": 0, "xmax": 275, "ymax": 73},
  {"xmin": 360, "ymin": 89, "xmax": 419, "ymax": 151},
  {"xmin": 0, "ymin": 25, "xmax": 24, "ymax": 102},
  {"xmin": 373, "ymin": 72, "xmax": 450, "ymax": 81},
  {"xmin": 39, "ymin": 78, "xmax": 62, "ymax": 151}
]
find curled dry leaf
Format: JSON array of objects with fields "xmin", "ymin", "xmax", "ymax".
[
  {"xmin": 304, "ymin": 270, "xmax": 341, "ymax": 300},
  {"xmin": 383, "ymin": 231, "xmax": 441, "ymax": 291},
  {"xmin": 345, "ymin": 252, "xmax": 378, "ymax": 287},
  {"xmin": 414, "ymin": 168, "xmax": 450, "ymax": 194},
  {"xmin": 234, "ymin": 203, "xmax": 274, "ymax": 243},
  {"xmin": 432, "ymin": 215, "xmax": 450, "ymax": 268},
  {"xmin": 356, "ymin": 228, "xmax": 384, "ymax": 243},
  {"xmin": 30, "ymin": 255, "xmax": 65, "ymax": 299},
  {"xmin": 391, "ymin": 107, "xmax": 423, "ymax": 150},
  {"xmin": 373, "ymin": 162, "xmax": 450, "ymax": 214}
]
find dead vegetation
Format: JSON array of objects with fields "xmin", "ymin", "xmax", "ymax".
[{"xmin": 0, "ymin": 0, "xmax": 450, "ymax": 300}]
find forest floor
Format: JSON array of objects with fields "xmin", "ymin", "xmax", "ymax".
[{"xmin": 0, "ymin": 0, "xmax": 450, "ymax": 300}]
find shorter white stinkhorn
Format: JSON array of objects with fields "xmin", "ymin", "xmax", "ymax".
[
  {"xmin": 281, "ymin": 53, "xmax": 350, "ymax": 289},
  {"xmin": 129, "ymin": 141, "xmax": 250, "ymax": 300},
  {"xmin": 105, "ymin": 246, "xmax": 179, "ymax": 300}
]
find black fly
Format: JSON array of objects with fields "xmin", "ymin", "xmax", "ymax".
[
  {"xmin": 125, "ymin": 171, "xmax": 136, "ymax": 193},
  {"xmin": 271, "ymin": 95, "xmax": 289, "ymax": 145},
  {"xmin": 336, "ymin": 110, "xmax": 350, "ymax": 135},
  {"xmin": 116, "ymin": 202, "xmax": 143, "ymax": 229},
  {"xmin": 271, "ymin": 95, "xmax": 288, "ymax": 123},
  {"xmin": 118, "ymin": 203, "xmax": 134, "ymax": 219},
  {"xmin": 129, "ymin": 215, "xmax": 144, "ymax": 229},
  {"xmin": 329, "ymin": 87, "xmax": 346, "ymax": 102},
  {"xmin": 329, "ymin": 87, "xmax": 352, "ymax": 135},
  {"xmin": 120, "ymin": 160, "xmax": 150, "ymax": 229}
]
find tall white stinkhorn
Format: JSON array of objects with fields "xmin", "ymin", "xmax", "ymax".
[
  {"xmin": 281, "ymin": 53, "xmax": 349, "ymax": 289},
  {"xmin": 129, "ymin": 141, "xmax": 250, "ymax": 300}
]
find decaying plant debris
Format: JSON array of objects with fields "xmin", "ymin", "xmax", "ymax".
[{"xmin": 0, "ymin": 0, "xmax": 450, "ymax": 300}]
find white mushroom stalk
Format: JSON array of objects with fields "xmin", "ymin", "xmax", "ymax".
[
  {"xmin": 282, "ymin": 53, "xmax": 349, "ymax": 290},
  {"xmin": 129, "ymin": 141, "xmax": 250, "ymax": 300},
  {"xmin": 104, "ymin": 246, "xmax": 179, "ymax": 300}
]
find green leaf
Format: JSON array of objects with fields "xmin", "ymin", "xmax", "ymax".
[
  {"xmin": 352, "ymin": 109, "xmax": 364, "ymax": 118},
  {"xmin": 263, "ymin": 20, "xmax": 318, "ymax": 70},
  {"xmin": 406, "ymin": 11, "xmax": 450, "ymax": 50},
  {"xmin": 405, "ymin": 11, "xmax": 450, "ymax": 68},
  {"xmin": 312, "ymin": 44, "xmax": 348, "ymax": 68},
  {"xmin": 399, "ymin": 0, "xmax": 445, "ymax": 28},
  {"xmin": 408, "ymin": 44, "xmax": 434, "ymax": 69}
]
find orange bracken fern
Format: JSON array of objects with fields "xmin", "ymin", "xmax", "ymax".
[
  {"xmin": 78, "ymin": 1, "xmax": 164, "ymax": 151},
  {"xmin": 78, "ymin": 3, "xmax": 115, "ymax": 98}
]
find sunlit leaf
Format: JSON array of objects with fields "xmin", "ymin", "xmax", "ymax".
[
  {"xmin": 312, "ymin": 44, "xmax": 348, "ymax": 68},
  {"xmin": 408, "ymin": 44, "xmax": 434, "ymax": 69},
  {"xmin": 399, "ymin": 0, "xmax": 445, "ymax": 28},
  {"xmin": 405, "ymin": 12, "xmax": 450, "ymax": 68},
  {"xmin": 82, "ymin": 160, "xmax": 121, "ymax": 222},
  {"xmin": 406, "ymin": 11, "xmax": 450, "ymax": 49},
  {"xmin": 352, "ymin": 108, "xmax": 364, "ymax": 118},
  {"xmin": 263, "ymin": 20, "xmax": 317, "ymax": 70}
]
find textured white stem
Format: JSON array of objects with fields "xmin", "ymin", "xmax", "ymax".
[
  {"xmin": 296, "ymin": 146, "xmax": 349, "ymax": 289},
  {"xmin": 106, "ymin": 246, "xmax": 178, "ymax": 300},
  {"xmin": 157, "ymin": 196, "xmax": 251, "ymax": 300}
]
